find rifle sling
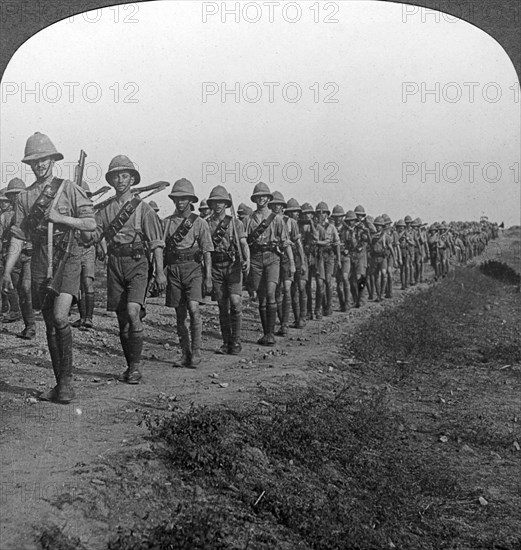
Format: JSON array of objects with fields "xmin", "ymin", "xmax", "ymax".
[{"xmin": 27, "ymin": 178, "xmax": 64, "ymax": 234}]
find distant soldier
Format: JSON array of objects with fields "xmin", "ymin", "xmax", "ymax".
[
  {"xmin": 315, "ymin": 202, "xmax": 341, "ymax": 316},
  {"xmin": 163, "ymin": 179, "xmax": 213, "ymax": 367},
  {"xmin": 236, "ymin": 203, "xmax": 253, "ymax": 222},
  {"xmin": 427, "ymin": 223, "xmax": 440, "ymax": 279},
  {"xmin": 284, "ymin": 198, "xmax": 308, "ymax": 328},
  {"xmin": 403, "ymin": 215, "xmax": 415, "ymax": 285},
  {"xmin": 198, "ymin": 199, "xmax": 211, "ymax": 220},
  {"xmin": 365, "ymin": 215, "xmax": 376, "ymax": 300},
  {"xmin": 2, "ymin": 132, "xmax": 96, "ymax": 403},
  {"xmin": 339, "ymin": 209, "xmax": 358, "ymax": 309},
  {"xmin": 370, "ymin": 216, "xmax": 395, "ymax": 302},
  {"xmin": 396, "ymin": 219, "xmax": 411, "ymax": 289},
  {"xmin": 206, "ymin": 185, "xmax": 250, "ymax": 354},
  {"xmin": 383, "ymin": 214, "xmax": 400, "ymax": 299},
  {"xmin": 331, "ymin": 205, "xmax": 350, "ymax": 312},
  {"xmin": 244, "ymin": 182, "xmax": 294, "ymax": 346},
  {"xmin": 437, "ymin": 222, "xmax": 454, "ymax": 277},
  {"xmin": 95, "ymin": 155, "xmax": 166, "ymax": 383},
  {"xmin": 300, "ymin": 202, "xmax": 323, "ymax": 320},
  {"xmin": 350, "ymin": 205, "xmax": 372, "ymax": 307},
  {"xmin": 411, "ymin": 218, "xmax": 426, "ymax": 285},
  {"xmin": 72, "ymin": 181, "xmax": 96, "ymax": 329}
]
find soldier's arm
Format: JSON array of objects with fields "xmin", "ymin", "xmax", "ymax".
[{"xmin": 198, "ymin": 219, "xmax": 214, "ymax": 289}]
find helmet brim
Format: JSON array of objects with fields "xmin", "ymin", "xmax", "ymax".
[
  {"xmin": 251, "ymin": 193, "xmax": 273, "ymax": 202},
  {"xmin": 22, "ymin": 152, "xmax": 63, "ymax": 165},
  {"xmin": 105, "ymin": 167, "xmax": 141, "ymax": 186},
  {"xmin": 168, "ymin": 192, "xmax": 199, "ymax": 203}
]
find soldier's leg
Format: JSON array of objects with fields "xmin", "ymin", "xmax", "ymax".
[
  {"xmin": 52, "ymin": 294, "xmax": 75, "ymax": 403},
  {"xmin": 17, "ymin": 256, "xmax": 36, "ymax": 339},
  {"xmin": 83, "ymin": 276, "xmax": 95, "ymax": 329},
  {"xmin": 229, "ymin": 292, "xmax": 242, "ymax": 355},
  {"xmin": 305, "ymin": 270, "xmax": 314, "ymax": 321},
  {"xmin": 290, "ymin": 276, "xmax": 300, "ymax": 328},
  {"xmin": 276, "ymin": 279, "xmax": 292, "ymax": 335},
  {"xmin": 120, "ymin": 302, "xmax": 144, "ymax": 383},
  {"xmin": 39, "ymin": 301, "xmax": 61, "ymax": 402},
  {"xmin": 349, "ymin": 259, "xmax": 359, "ymax": 307},
  {"xmin": 187, "ymin": 300, "xmax": 203, "ymax": 367},
  {"xmin": 173, "ymin": 302, "xmax": 191, "ymax": 367},
  {"xmin": 335, "ymin": 264, "xmax": 345, "ymax": 311},
  {"xmin": 5, "ymin": 265, "xmax": 21, "ymax": 323},
  {"xmin": 216, "ymin": 295, "xmax": 231, "ymax": 354}
]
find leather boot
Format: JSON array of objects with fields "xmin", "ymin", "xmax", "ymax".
[
  {"xmin": 18, "ymin": 297, "xmax": 36, "ymax": 339},
  {"xmin": 83, "ymin": 292, "xmax": 95, "ymax": 329},
  {"xmin": 56, "ymin": 324, "xmax": 75, "ymax": 404},
  {"xmin": 173, "ymin": 321, "xmax": 191, "ymax": 367},
  {"xmin": 229, "ymin": 303, "xmax": 242, "ymax": 355},
  {"xmin": 40, "ymin": 331, "xmax": 61, "ymax": 402},
  {"xmin": 217, "ymin": 304, "xmax": 231, "ymax": 355},
  {"xmin": 124, "ymin": 330, "xmax": 143, "ymax": 384},
  {"xmin": 189, "ymin": 309, "xmax": 203, "ymax": 367}
]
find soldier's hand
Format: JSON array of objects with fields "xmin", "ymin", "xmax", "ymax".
[
  {"xmin": 46, "ymin": 208, "xmax": 66, "ymax": 224},
  {"xmin": 204, "ymin": 277, "xmax": 213, "ymax": 296},
  {"xmin": 289, "ymin": 263, "xmax": 296, "ymax": 277},
  {"xmin": 241, "ymin": 260, "xmax": 250, "ymax": 274},
  {"xmin": 1, "ymin": 274, "xmax": 14, "ymax": 293},
  {"xmin": 155, "ymin": 272, "xmax": 167, "ymax": 292},
  {"xmin": 96, "ymin": 246, "xmax": 106, "ymax": 262}
]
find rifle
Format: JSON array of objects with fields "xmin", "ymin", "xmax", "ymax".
[
  {"xmin": 93, "ymin": 180, "xmax": 169, "ymax": 211},
  {"xmin": 228, "ymin": 192, "xmax": 244, "ymax": 266},
  {"xmin": 45, "ymin": 150, "xmax": 86, "ymax": 299},
  {"xmin": 91, "ymin": 185, "xmax": 111, "ymax": 199}
]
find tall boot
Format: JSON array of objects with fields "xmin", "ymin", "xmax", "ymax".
[
  {"xmin": 124, "ymin": 329, "xmax": 143, "ymax": 384},
  {"xmin": 257, "ymin": 305, "xmax": 269, "ymax": 345},
  {"xmin": 83, "ymin": 292, "xmax": 95, "ymax": 329},
  {"xmin": 18, "ymin": 297, "xmax": 35, "ymax": 339},
  {"xmin": 263, "ymin": 302, "xmax": 277, "ymax": 346},
  {"xmin": 72, "ymin": 294, "xmax": 86, "ymax": 328},
  {"xmin": 173, "ymin": 320, "xmax": 191, "ymax": 367},
  {"xmin": 217, "ymin": 304, "xmax": 231, "ymax": 354},
  {"xmin": 229, "ymin": 303, "xmax": 242, "ymax": 355},
  {"xmin": 40, "ymin": 331, "xmax": 61, "ymax": 401},
  {"xmin": 56, "ymin": 324, "xmax": 75, "ymax": 404},
  {"xmin": 190, "ymin": 309, "xmax": 203, "ymax": 367}
]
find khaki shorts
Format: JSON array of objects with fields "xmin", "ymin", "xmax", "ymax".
[
  {"xmin": 107, "ymin": 255, "xmax": 149, "ymax": 312},
  {"xmin": 166, "ymin": 260, "xmax": 203, "ymax": 308}
]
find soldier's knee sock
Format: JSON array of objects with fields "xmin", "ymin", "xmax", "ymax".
[
  {"xmin": 85, "ymin": 292, "xmax": 95, "ymax": 320},
  {"xmin": 291, "ymin": 289, "xmax": 300, "ymax": 322},
  {"xmin": 77, "ymin": 295, "xmax": 86, "ymax": 320},
  {"xmin": 128, "ymin": 329, "xmax": 144, "ymax": 368},
  {"xmin": 218, "ymin": 305, "xmax": 231, "ymax": 345},
  {"xmin": 230, "ymin": 303, "xmax": 242, "ymax": 344},
  {"xmin": 276, "ymin": 298, "xmax": 283, "ymax": 324},
  {"xmin": 300, "ymin": 289, "xmax": 307, "ymax": 320},
  {"xmin": 259, "ymin": 305, "xmax": 267, "ymax": 334},
  {"xmin": 8, "ymin": 288, "xmax": 20, "ymax": 314},
  {"xmin": 190, "ymin": 309, "xmax": 202, "ymax": 352},
  {"xmin": 282, "ymin": 291, "xmax": 290, "ymax": 324},
  {"xmin": 56, "ymin": 324, "xmax": 73, "ymax": 384},
  {"xmin": 119, "ymin": 330, "xmax": 131, "ymax": 365},
  {"xmin": 20, "ymin": 296, "xmax": 35, "ymax": 327},
  {"xmin": 326, "ymin": 284, "xmax": 332, "ymax": 309},
  {"xmin": 266, "ymin": 302, "xmax": 277, "ymax": 335},
  {"xmin": 46, "ymin": 330, "xmax": 61, "ymax": 383}
]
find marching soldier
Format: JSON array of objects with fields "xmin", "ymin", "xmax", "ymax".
[
  {"xmin": 411, "ymin": 217, "xmax": 425, "ymax": 285},
  {"xmin": 198, "ymin": 199, "xmax": 211, "ymax": 220},
  {"xmin": 2, "ymin": 132, "xmax": 96, "ymax": 403},
  {"xmin": 95, "ymin": 155, "xmax": 166, "ymax": 383},
  {"xmin": 244, "ymin": 182, "xmax": 294, "ymax": 346},
  {"xmin": 163, "ymin": 179, "xmax": 213, "ymax": 367},
  {"xmin": 350, "ymin": 205, "xmax": 372, "ymax": 308},
  {"xmin": 315, "ymin": 202, "xmax": 341, "ymax": 316},
  {"xmin": 72, "ymin": 181, "xmax": 96, "ymax": 329},
  {"xmin": 331, "ymin": 205, "xmax": 350, "ymax": 312},
  {"xmin": 383, "ymin": 214, "xmax": 400, "ymax": 299},
  {"xmin": 284, "ymin": 198, "xmax": 308, "ymax": 328},
  {"xmin": 396, "ymin": 219, "xmax": 412, "ymax": 289},
  {"xmin": 237, "ymin": 203, "xmax": 252, "ymax": 222},
  {"xmin": 370, "ymin": 216, "xmax": 395, "ymax": 302},
  {"xmin": 300, "ymin": 202, "xmax": 323, "ymax": 321},
  {"xmin": 427, "ymin": 222, "xmax": 440, "ymax": 279},
  {"xmin": 206, "ymin": 185, "xmax": 250, "ymax": 354},
  {"xmin": 338, "ymin": 209, "xmax": 358, "ymax": 309}
]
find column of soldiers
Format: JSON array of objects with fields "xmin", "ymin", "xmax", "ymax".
[{"xmin": 0, "ymin": 132, "xmax": 500, "ymax": 404}]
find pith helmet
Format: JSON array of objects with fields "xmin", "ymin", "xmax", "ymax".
[
  {"xmin": 315, "ymin": 201, "xmax": 330, "ymax": 214},
  {"xmin": 344, "ymin": 210, "xmax": 357, "ymax": 221},
  {"xmin": 412, "ymin": 217, "xmax": 421, "ymax": 227},
  {"xmin": 5, "ymin": 178, "xmax": 26, "ymax": 194},
  {"xmin": 285, "ymin": 198, "xmax": 301, "ymax": 212},
  {"xmin": 207, "ymin": 185, "xmax": 231, "ymax": 206},
  {"xmin": 269, "ymin": 190, "xmax": 287, "ymax": 207},
  {"xmin": 404, "ymin": 215, "xmax": 413, "ymax": 223},
  {"xmin": 366, "ymin": 215, "xmax": 374, "ymax": 224},
  {"xmin": 250, "ymin": 182, "xmax": 273, "ymax": 201},
  {"xmin": 374, "ymin": 216, "xmax": 385, "ymax": 226},
  {"xmin": 331, "ymin": 205, "xmax": 345, "ymax": 217},
  {"xmin": 199, "ymin": 199, "xmax": 210, "ymax": 211},
  {"xmin": 148, "ymin": 200, "xmax": 159, "ymax": 212},
  {"xmin": 168, "ymin": 178, "xmax": 198, "ymax": 202},
  {"xmin": 22, "ymin": 132, "xmax": 63, "ymax": 164},
  {"xmin": 301, "ymin": 202, "xmax": 314, "ymax": 214},
  {"xmin": 354, "ymin": 205, "xmax": 366, "ymax": 216},
  {"xmin": 382, "ymin": 214, "xmax": 392, "ymax": 225},
  {"xmin": 105, "ymin": 155, "xmax": 141, "ymax": 186},
  {"xmin": 237, "ymin": 203, "xmax": 251, "ymax": 216},
  {"xmin": 396, "ymin": 219, "xmax": 406, "ymax": 227}
]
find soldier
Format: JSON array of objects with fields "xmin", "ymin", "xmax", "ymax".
[
  {"xmin": 269, "ymin": 191, "xmax": 304, "ymax": 335},
  {"xmin": 315, "ymin": 202, "xmax": 341, "ymax": 316},
  {"xmin": 244, "ymin": 182, "xmax": 294, "ymax": 346},
  {"xmin": 0, "ymin": 189, "xmax": 18, "ymax": 327},
  {"xmin": 284, "ymin": 198, "xmax": 308, "ymax": 328},
  {"xmin": 396, "ymin": 219, "xmax": 412, "ymax": 289},
  {"xmin": 411, "ymin": 218, "xmax": 426, "ymax": 285},
  {"xmin": 163, "ymin": 179, "xmax": 213, "ymax": 367},
  {"xmin": 198, "ymin": 199, "xmax": 211, "ymax": 220},
  {"xmin": 237, "ymin": 203, "xmax": 252, "ymax": 222},
  {"xmin": 383, "ymin": 214, "xmax": 401, "ymax": 299},
  {"xmin": 71, "ymin": 181, "xmax": 96, "ymax": 329},
  {"xmin": 2, "ymin": 179, "xmax": 36, "ymax": 338},
  {"xmin": 331, "ymin": 205, "xmax": 350, "ymax": 312},
  {"xmin": 2, "ymin": 132, "xmax": 96, "ymax": 403},
  {"xmin": 403, "ymin": 215, "xmax": 415, "ymax": 286},
  {"xmin": 95, "ymin": 155, "xmax": 166, "ymax": 383},
  {"xmin": 350, "ymin": 205, "xmax": 372, "ymax": 308},
  {"xmin": 206, "ymin": 185, "xmax": 250, "ymax": 354},
  {"xmin": 370, "ymin": 216, "xmax": 395, "ymax": 302},
  {"xmin": 300, "ymin": 202, "xmax": 323, "ymax": 320}
]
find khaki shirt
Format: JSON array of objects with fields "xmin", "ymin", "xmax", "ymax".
[
  {"xmin": 207, "ymin": 213, "xmax": 245, "ymax": 252},
  {"xmin": 162, "ymin": 210, "xmax": 213, "ymax": 253},
  {"xmin": 96, "ymin": 197, "xmax": 164, "ymax": 250},
  {"xmin": 243, "ymin": 208, "xmax": 291, "ymax": 248},
  {"xmin": 320, "ymin": 222, "xmax": 340, "ymax": 247}
]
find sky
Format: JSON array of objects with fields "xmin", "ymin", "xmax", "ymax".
[{"xmin": 1, "ymin": 0, "xmax": 520, "ymax": 225}]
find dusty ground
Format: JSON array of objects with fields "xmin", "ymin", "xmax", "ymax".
[{"xmin": 0, "ymin": 230, "xmax": 519, "ymax": 550}]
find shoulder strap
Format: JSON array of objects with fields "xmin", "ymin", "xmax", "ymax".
[
  {"xmin": 212, "ymin": 215, "xmax": 232, "ymax": 248},
  {"xmin": 166, "ymin": 213, "xmax": 198, "ymax": 248},
  {"xmin": 247, "ymin": 212, "xmax": 277, "ymax": 245},
  {"xmin": 102, "ymin": 195, "xmax": 141, "ymax": 244},
  {"xmin": 27, "ymin": 178, "xmax": 64, "ymax": 233}
]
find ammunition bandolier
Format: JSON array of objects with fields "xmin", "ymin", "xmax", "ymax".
[{"xmin": 164, "ymin": 213, "xmax": 201, "ymax": 264}]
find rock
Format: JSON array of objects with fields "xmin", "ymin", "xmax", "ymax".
[
  {"xmin": 478, "ymin": 496, "xmax": 488, "ymax": 506},
  {"xmin": 12, "ymin": 358, "xmax": 19, "ymax": 364},
  {"xmin": 461, "ymin": 444, "xmax": 474, "ymax": 453},
  {"xmin": 209, "ymin": 373, "xmax": 219, "ymax": 379},
  {"xmin": 439, "ymin": 435, "xmax": 449, "ymax": 443},
  {"xmin": 218, "ymin": 382, "xmax": 229, "ymax": 388},
  {"xmin": 164, "ymin": 343, "xmax": 171, "ymax": 350},
  {"xmin": 513, "ymin": 441, "xmax": 520, "ymax": 451},
  {"xmin": 91, "ymin": 478, "xmax": 106, "ymax": 486}
]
